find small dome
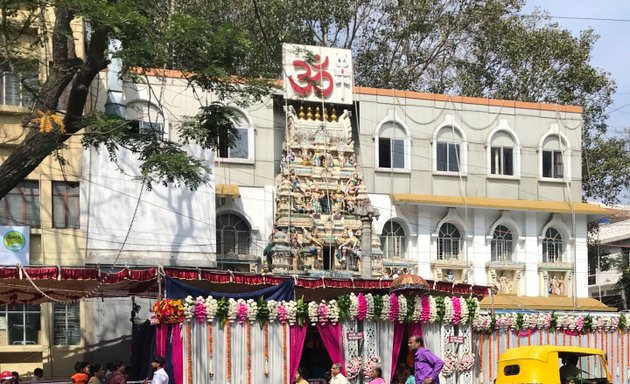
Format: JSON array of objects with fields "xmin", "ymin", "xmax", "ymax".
[{"xmin": 389, "ymin": 274, "xmax": 430, "ymax": 294}]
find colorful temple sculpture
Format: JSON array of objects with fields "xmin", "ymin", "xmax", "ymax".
[{"xmin": 267, "ymin": 104, "xmax": 383, "ymax": 276}]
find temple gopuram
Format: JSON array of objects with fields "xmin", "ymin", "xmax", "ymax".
[{"xmin": 266, "ymin": 104, "xmax": 383, "ymax": 276}]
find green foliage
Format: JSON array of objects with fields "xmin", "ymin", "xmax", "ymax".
[
  {"xmin": 296, "ymin": 297, "xmax": 308, "ymax": 327},
  {"xmin": 336, "ymin": 294, "xmax": 351, "ymax": 322},
  {"xmin": 256, "ymin": 297, "xmax": 269, "ymax": 329},
  {"xmin": 216, "ymin": 297, "xmax": 229, "ymax": 329},
  {"xmin": 406, "ymin": 295, "xmax": 416, "ymax": 323},
  {"xmin": 372, "ymin": 294, "xmax": 383, "ymax": 321},
  {"xmin": 434, "ymin": 297, "xmax": 445, "ymax": 322}
]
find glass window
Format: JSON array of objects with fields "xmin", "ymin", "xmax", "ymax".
[
  {"xmin": 218, "ymin": 111, "xmax": 250, "ymax": 160},
  {"xmin": 380, "ymin": 220, "xmax": 406, "ymax": 259},
  {"xmin": 0, "ymin": 66, "xmax": 37, "ymax": 107},
  {"xmin": 216, "ymin": 213, "xmax": 251, "ymax": 256},
  {"xmin": 53, "ymin": 303, "xmax": 80, "ymax": 345},
  {"xmin": 1, "ymin": 181, "xmax": 40, "ymax": 227},
  {"xmin": 437, "ymin": 223, "xmax": 461, "ymax": 260},
  {"xmin": 490, "ymin": 147, "xmax": 514, "ymax": 175},
  {"xmin": 378, "ymin": 138, "xmax": 405, "ymax": 169},
  {"xmin": 436, "ymin": 142, "xmax": 460, "ymax": 172},
  {"xmin": 52, "ymin": 182, "xmax": 80, "ymax": 229},
  {"xmin": 491, "ymin": 225, "xmax": 513, "ymax": 262},
  {"xmin": 543, "ymin": 227, "xmax": 563, "ymax": 263},
  {"xmin": 2, "ymin": 305, "xmax": 40, "ymax": 345},
  {"xmin": 542, "ymin": 150, "xmax": 563, "ymax": 178}
]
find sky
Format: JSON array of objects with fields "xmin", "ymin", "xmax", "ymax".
[{"xmin": 524, "ymin": 0, "xmax": 630, "ymax": 136}]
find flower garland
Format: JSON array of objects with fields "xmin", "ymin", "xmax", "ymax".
[
  {"xmin": 166, "ymin": 295, "xmax": 630, "ymax": 335},
  {"xmin": 282, "ymin": 323, "xmax": 287, "ymax": 384},
  {"xmin": 264, "ymin": 322, "xmax": 269, "ymax": 377},
  {"xmin": 226, "ymin": 319, "xmax": 231, "ymax": 384},
  {"xmin": 362, "ymin": 355, "xmax": 382, "ymax": 377},
  {"xmin": 186, "ymin": 322, "xmax": 192, "ymax": 384},
  {"xmin": 246, "ymin": 320, "xmax": 251, "ymax": 384},
  {"xmin": 208, "ymin": 323, "xmax": 213, "ymax": 377}
]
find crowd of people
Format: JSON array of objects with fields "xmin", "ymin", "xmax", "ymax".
[
  {"xmin": 294, "ymin": 334, "xmax": 444, "ymax": 384},
  {"xmin": 0, "ymin": 356, "xmax": 168, "ymax": 384}
]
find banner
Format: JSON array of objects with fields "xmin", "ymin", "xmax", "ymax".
[
  {"xmin": 165, "ymin": 276, "xmax": 295, "ymax": 301},
  {"xmin": 283, "ymin": 43, "xmax": 353, "ymax": 104},
  {"xmin": 0, "ymin": 226, "xmax": 29, "ymax": 266}
]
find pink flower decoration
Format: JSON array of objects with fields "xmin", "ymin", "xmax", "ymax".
[
  {"xmin": 421, "ymin": 296, "xmax": 430, "ymax": 323},
  {"xmin": 317, "ymin": 302, "xmax": 330, "ymax": 325},
  {"xmin": 389, "ymin": 294, "xmax": 399, "ymax": 322},
  {"xmin": 277, "ymin": 303, "xmax": 287, "ymax": 324},
  {"xmin": 194, "ymin": 299, "xmax": 206, "ymax": 323},
  {"xmin": 357, "ymin": 293, "xmax": 367, "ymax": 321},
  {"xmin": 236, "ymin": 300, "xmax": 248, "ymax": 324},
  {"xmin": 452, "ymin": 296, "xmax": 461, "ymax": 325}
]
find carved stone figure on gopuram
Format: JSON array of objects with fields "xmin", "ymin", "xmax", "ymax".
[{"xmin": 266, "ymin": 104, "xmax": 382, "ymax": 276}]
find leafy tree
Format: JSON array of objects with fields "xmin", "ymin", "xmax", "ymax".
[{"xmin": 0, "ymin": 0, "xmax": 275, "ymax": 197}]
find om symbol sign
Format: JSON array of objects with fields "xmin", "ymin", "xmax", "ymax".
[{"xmin": 287, "ymin": 54, "xmax": 334, "ymax": 99}]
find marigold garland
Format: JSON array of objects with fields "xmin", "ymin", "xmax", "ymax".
[
  {"xmin": 226, "ymin": 319, "xmax": 231, "ymax": 384},
  {"xmin": 33, "ymin": 110, "xmax": 65, "ymax": 133},
  {"xmin": 186, "ymin": 322, "xmax": 192, "ymax": 384},
  {"xmin": 247, "ymin": 321, "xmax": 252, "ymax": 384},
  {"xmin": 264, "ymin": 322, "xmax": 269, "ymax": 377},
  {"xmin": 208, "ymin": 323, "xmax": 214, "ymax": 377},
  {"xmin": 282, "ymin": 322, "xmax": 287, "ymax": 384}
]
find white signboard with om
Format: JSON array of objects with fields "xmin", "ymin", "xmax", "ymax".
[{"xmin": 282, "ymin": 43, "xmax": 353, "ymax": 105}]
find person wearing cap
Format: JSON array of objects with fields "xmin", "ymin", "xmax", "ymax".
[
  {"xmin": 144, "ymin": 356, "xmax": 168, "ymax": 384},
  {"xmin": 0, "ymin": 371, "xmax": 14, "ymax": 383},
  {"xmin": 408, "ymin": 335, "xmax": 443, "ymax": 384}
]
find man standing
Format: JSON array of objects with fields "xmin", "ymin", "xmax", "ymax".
[
  {"xmin": 408, "ymin": 335, "xmax": 444, "ymax": 384},
  {"xmin": 329, "ymin": 363, "xmax": 348, "ymax": 384},
  {"xmin": 145, "ymin": 356, "xmax": 168, "ymax": 384}
]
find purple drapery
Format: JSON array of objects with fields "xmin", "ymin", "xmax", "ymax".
[
  {"xmin": 390, "ymin": 322, "xmax": 405, "ymax": 383},
  {"xmin": 156, "ymin": 323, "xmax": 168, "ymax": 357},
  {"xmin": 317, "ymin": 323, "xmax": 345, "ymax": 374},
  {"xmin": 171, "ymin": 324, "xmax": 183, "ymax": 384},
  {"xmin": 290, "ymin": 325, "xmax": 308, "ymax": 378}
]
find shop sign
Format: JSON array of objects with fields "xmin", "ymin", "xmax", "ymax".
[
  {"xmin": 448, "ymin": 336, "xmax": 465, "ymax": 344},
  {"xmin": 347, "ymin": 331, "xmax": 364, "ymax": 341}
]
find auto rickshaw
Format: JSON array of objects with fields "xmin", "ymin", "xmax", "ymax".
[{"xmin": 495, "ymin": 345, "xmax": 612, "ymax": 384}]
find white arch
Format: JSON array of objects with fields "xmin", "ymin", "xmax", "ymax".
[
  {"xmin": 433, "ymin": 207, "xmax": 467, "ymax": 239},
  {"xmin": 540, "ymin": 213, "xmax": 572, "ymax": 243},
  {"xmin": 373, "ymin": 109, "xmax": 411, "ymax": 171},
  {"xmin": 487, "ymin": 211, "xmax": 523, "ymax": 242},
  {"xmin": 486, "ymin": 119, "xmax": 521, "ymax": 178},
  {"xmin": 431, "ymin": 114, "xmax": 468, "ymax": 174},
  {"xmin": 537, "ymin": 124, "xmax": 572, "ymax": 180}
]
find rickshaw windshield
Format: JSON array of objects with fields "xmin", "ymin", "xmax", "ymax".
[{"xmin": 558, "ymin": 353, "xmax": 608, "ymax": 383}]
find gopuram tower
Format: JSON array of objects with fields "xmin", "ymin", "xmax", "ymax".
[{"xmin": 266, "ymin": 44, "xmax": 382, "ymax": 276}]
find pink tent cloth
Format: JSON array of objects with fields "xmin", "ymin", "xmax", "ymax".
[
  {"xmin": 171, "ymin": 324, "xmax": 184, "ymax": 384},
  {"xmin": 290, "ymin": 325, "xmax": 308, "ymax": 378},
  {"xmin": 317, "ymin": 323, "xmax": 345, "ymax": 374},
  {"xmin": 155, "ymin": 323, "xmax": 168, "ymax": 356},
  {"xmin": 390, "ymin": 322, "xmax": 405, "ymax": 383}
]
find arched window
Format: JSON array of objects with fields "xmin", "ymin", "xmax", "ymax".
[
  {"xmin": 376, "ymin": 122, "xmax": 408, "ymax": 169},
  {"xmin": 540, "ymin": 134, "xmax": 568, "ymax": 179},
  {"xmin": 434, "ymin": 125, "xmax": 466, "ymax": 174},
  {"xmin": 437, "ymin": 223, "xmax": 461, "ymax": 260},
  {"xmin": 543, "ymin": 227, "xmax": 563, "ymax": 263},
  {"xmin": 216, "ymin": 213, "xmax": 251, "ymax": 256},
  {"xmin": 491, "ymin": 225, "xmax": 513, "ymax": 262},
  {"xmin": 488, "ymin": 131, "xmax": 516, "ymax": 176},
  {"xmin": 380, "ymin": 220, "xmax": 406, "ymax": 259}
]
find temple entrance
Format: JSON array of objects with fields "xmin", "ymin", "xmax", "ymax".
[{"xmin": 299, "ymin": 327, "xmax": 332, "ymax": 383}]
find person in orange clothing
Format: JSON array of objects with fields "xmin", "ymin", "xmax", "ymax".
[{"xmin": 71, "ymin": 362, "xmax": 90, "ymax": 384}]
